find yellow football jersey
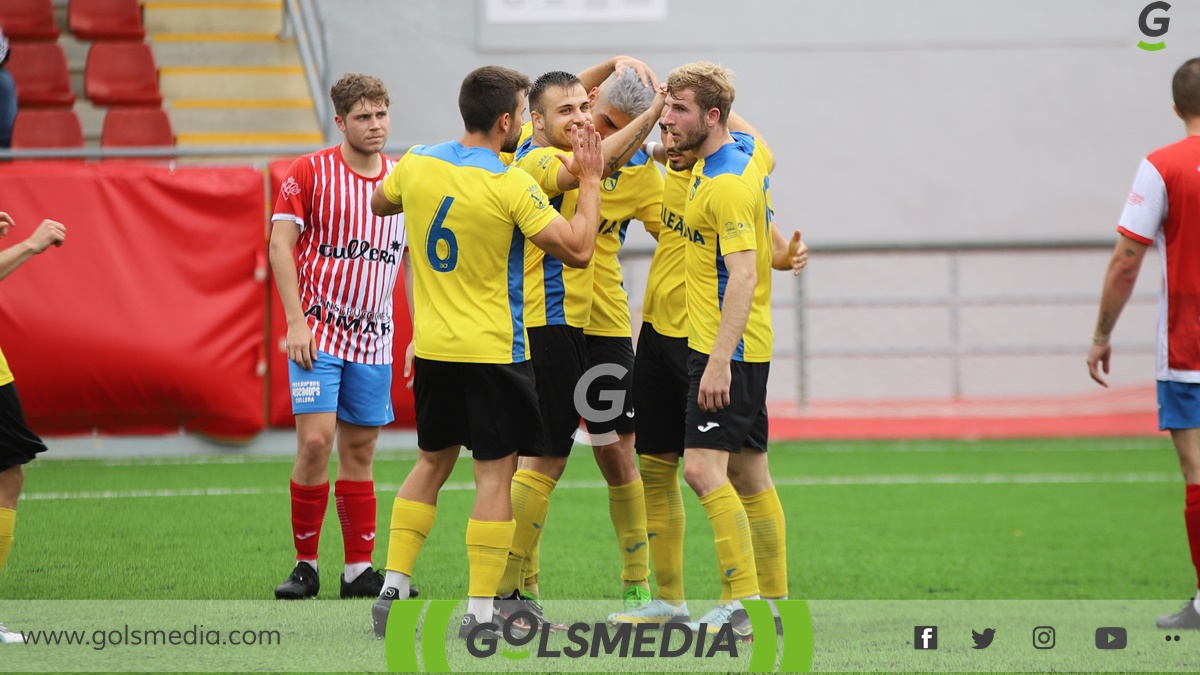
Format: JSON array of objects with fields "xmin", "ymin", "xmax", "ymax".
[
  {"xmin": 513, "ymin": 137, "xmax": 594, "ymax": 329},
  {"xmin": 0, "ymin": 343, "xmax": 12, "ymax": 386},
  {"xmin": 382, "ymin": 141, "xmax": 559, "ymax": 364},
  {"xmin": 683, "ymin": 132, "xmax": 774, "ymax": 362},
  {"xmin": 497, "ymin": 122, "xmax": 534, "ymax": 167},
  {"xmin": 586, "ymin": 149, "xmax": 664, "ymax": 338},
  {"xmin": 641, "ymin": 164, "xmax": 691, "ymax": 339}
]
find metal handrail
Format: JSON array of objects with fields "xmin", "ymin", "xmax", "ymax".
[{"xmin": 283, "ymin": 0, "xmax": 331, "ymax": 138}]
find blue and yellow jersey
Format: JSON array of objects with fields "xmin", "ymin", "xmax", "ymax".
[
  {"xmin": 0, "ymin": 343, "xmax": 12, "ymax": 386},
  {"xmin": 514, "ymin": 136, "xmax": 594, "ymax": 329},
  {"xmin": 383, "ymin": 141, "xmax": 559, "ymax": 364},
  {"xmin": 498, "ymin": 122, "xmax": 534, "ymax": 167},
  {"xmin": 586, "ymin": 149, "xmax": 664, "ymax": 338},
  {"xmin": 683, "ymin": 132, "xmax": 774, "ymax": 362},
  {"xmin": 642, "ymin": 164, "xmax": 690, "ymax": 339}
]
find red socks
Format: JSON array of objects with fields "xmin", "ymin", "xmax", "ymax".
[
  {"xmin": 336, "ymin": 480, "xmax": 377, "ymax": 565},
  {"xmin": 290, "ymin": 481, "xmax": 329, "ymax": 560},
  {"xmin": 1186, "ymin": 484, "xmax": 1200, "ymax": 590}
]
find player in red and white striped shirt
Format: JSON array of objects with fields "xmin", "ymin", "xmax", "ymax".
[
  {"xmin": 1089, "ymin": 58, "xmax": 1200, "ymax": 630},
  {"xmin": 268, "ymin": 73, "xmax": 412, "ymax": 601}
]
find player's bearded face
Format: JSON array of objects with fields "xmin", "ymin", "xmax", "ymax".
[
  {"xmin": 660, "ymin": 120, "xmax": 695, "ymax": 172},
  {"xmin": 501, "ymin": 111, "xmax": 523, "ymax": 154},
  {"xmin": 663, "ymin": 89, "xmax": 707, "ymax": 154}
]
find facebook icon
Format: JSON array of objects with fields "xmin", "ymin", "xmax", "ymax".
[{"xmin": 914, "ymin": 626, "xmax": 938, "ymax": 650}]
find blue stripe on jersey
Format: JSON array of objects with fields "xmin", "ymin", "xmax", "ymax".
[
  {"xmin": 715, "ymin": 251, "xmax": 728, "ymax": 310},
  {"xmin": 508, "ymin": 227, "xmax": 527, "ymax": 362},
  {"xmin": 411, "ymin": 141, "xmax": 506, "ymax": 173},
  {"xmin": 514, "ymin": 136, "xmax": 537, "ymax": 162},
  {"xmin": 713, "ymin": 252, "xmax": 745, "ymax": 362},
  {"xmin": 543, "ymin": 255, "xmax": 566, "ymax": 324},
  {"xmin": 702, "ymin": 134, "xmax": 755, "ymax": 178},
  {"xmin": 626, "ymin": 148, "xmax": 651, "ymax": 166},
  {"xmin": 618, "ymin": 219, "xmax": 629, "ymax": 245}
]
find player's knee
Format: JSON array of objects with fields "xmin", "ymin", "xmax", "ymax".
[
  {"xmin": 0, "ymin": 465, "xmax": 25, "ymax": 507},
  {"xmin": 682, "ymin": 461, "xmax": 722, "ymax": 496}
]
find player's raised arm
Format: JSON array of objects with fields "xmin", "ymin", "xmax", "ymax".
[
  {"xmin": 0, "ymin": 219, "xmax": 66, "ymax": 283},
  {"xmin": 729, "ymin": 111, "xmax": 775, "ymax": 173},
  {"xmin": 556, "ymin": 85, "xmax": 666, "ymax": 190},
  {"xmin": 529, "ymin": 122, "xmax": 604, "ymax": 267},
  {"xmin": 578, "ymin": 55, "xmax": 657, "ymax": 92}
]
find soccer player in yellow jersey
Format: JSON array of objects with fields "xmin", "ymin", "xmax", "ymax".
[
  {"xmin": 367, "ymin": 65, "xmax": 605, "ymax": 639},
  {"xmin": 655, "ymin": 61, "xmax": 784, "ymax": 639},
  {"xmin": 610, "ymin": 115, "xmax": 805, "ymax": 629},
  {"xmin": 495, "ymin": 68, "xmax": 666, "ymax": 624},
  {"xmin": 0, "ymin": 213, "xmax": 65, "ymax": 644}
]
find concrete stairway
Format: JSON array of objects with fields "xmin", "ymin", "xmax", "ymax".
[{"xmin": 59, "ymin": 0, "xmax": 324, "ymax": 149}]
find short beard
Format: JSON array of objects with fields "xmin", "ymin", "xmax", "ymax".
[
  {"xmin": 673, "ymin": 126, "xmax": 708, "ymax": 153},
  {"xmin": 501, "ymin": 126, "xmax": 522, "ymax": 154}
]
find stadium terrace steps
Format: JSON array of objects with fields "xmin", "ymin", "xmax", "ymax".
[
  {"xmin": 46, "ymin": 0, "xmax": 321, "ymax": 147},
  {"xmin": 142, "ymin": 0, "xmax": 284, "ymax": 34}
]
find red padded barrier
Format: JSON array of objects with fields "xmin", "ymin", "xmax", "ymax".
[
  {"xmin": 0, "ymin": 163, "xmax": 267, "ymax": 438},
  {"xmin": 265, "ymin": 158, "xmax": 415, "ymax": 429}
]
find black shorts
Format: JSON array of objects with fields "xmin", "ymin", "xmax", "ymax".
[
  {"xmin": 682, "ymin": 349, "xmax": 769, "ymax": 454},
  {"xmin": 632, "ymin": 323, "xmax": 690, "ymax": 456},
  {"xmin": 528, "ymin": 325, "xmax": 588, "ymax": 457},
  {"xmin": 412, "ymin": 357, "xmax": 543, "ymax": 461},
  {"xmin": 0, "ymin": 382, "xmax": 48, "ymax": 473},
  {"xmin": 582, "ymin": 334, "xmax": 635, "ymax": 437}
]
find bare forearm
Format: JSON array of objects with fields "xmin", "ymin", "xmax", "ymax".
[
  {"xmin": 577, "ymin": 57, "xmax": 617, "ymax": 91},
  {"xmin": 269, "ymin": 239, "xmax": 307, "ymax": 325},
  {"xmin": 0, "ymin": 242, "xmax": 37, "ymax": 283},
  {"xmin": 601, "ymin": 106, "xmax": 661, "ymax": 176},
  {"xmin": 1093, "ymin": 260, "xmax": 1140, "ymax": 340},
  {"xmin": 770, "ymin": 223, "xmax": 789, "ymax": 271},
  {"xmin": 563, "ymin": 178, "xmax": 602, "ymax": 267},
  {"xmin": 710, "ymin": 273, "xmax": 755, "ymax": 362}
]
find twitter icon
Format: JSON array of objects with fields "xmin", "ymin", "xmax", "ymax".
[{"xmin": 972, "ymin": 628, "xmax": 996, "ymax": 649}]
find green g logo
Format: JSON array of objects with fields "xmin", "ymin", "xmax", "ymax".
[{"xmin": 1138, "ymin": 2, "xmax": 1170, "ymax": 51}]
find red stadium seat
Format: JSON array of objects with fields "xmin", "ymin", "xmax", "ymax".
[
  {"xmin": 85, "ymin": 42, "xmax": 163, "ymax": 106},
  {"xmin": 101, "ymin": 107, "xmax": 174, "ymax": 148},
  {"xmin": 0, "ymin": 0, "xmax": 59, "ymax": 40},
  {"xmin": 6, "ymin": 42, "xmax": 76, "ymax": 107},
  {"xmin": 68, "ymin": 0, "xmax": 145, "ymax": 40},
  {"xmin": 11, "ymin": 109, "xmax": 84, "ymax": 149}
]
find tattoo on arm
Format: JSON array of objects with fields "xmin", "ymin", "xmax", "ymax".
[
  {"xmin": 1124, "ymin": 247, "xmax": 1137, "ymax": 257},
  {"xmin": 1097, "ymin": 311, "xmax": 1112, "ymax": 335},
  {"xmin": 607, "ymin": 122, "xmax": 650, "ymax": 174}
]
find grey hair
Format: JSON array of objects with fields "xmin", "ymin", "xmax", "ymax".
[{"xmin": 598, "ymin": 67, "xmax": 655, "ymax": 117}]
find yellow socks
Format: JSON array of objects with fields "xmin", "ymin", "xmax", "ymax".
[
  {"xmin": 699, "ymin": 483, "xmax": 759, "ymax": 600},
  {"xmin": 385, "ymin": 498, "xmax": 436, "ymax": 576},
  {"xmin": 0, "ymin": 508, "xmax": 14, "ymax": 576},
  {"xmin": 740, "ymin": 486, "xmax": 789, "ymax": 599},
  {"xmin": 466, "ymin": 518, "xmax": 516, "ymax": 598},
  {"xmin": 498, "ymin": 469, "xmax": 556, "ymax": 595},
  {"xmin": 609, "ymin": 478, "xmax": 650, "ymax": 587},
  {"xmin": 639, "ymin": 455, "xmax": 686, "ymax": 602}
]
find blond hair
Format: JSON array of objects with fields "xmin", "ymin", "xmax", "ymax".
[{"xmin": 666, "ymin": 62, "xmax": 735, "ymax": 125}]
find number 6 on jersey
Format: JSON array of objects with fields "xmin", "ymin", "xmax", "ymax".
[{"xmin": 426, "ymin": 196, "xmax": 458, "ymax": 272}]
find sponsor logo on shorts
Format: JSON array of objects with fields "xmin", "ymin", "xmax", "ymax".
[{"xmin": 292, "ymin": 380, "xmax": 321, "ymax": 404}]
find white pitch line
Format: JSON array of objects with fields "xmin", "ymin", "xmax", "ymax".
[{"xmin": 19, "ymin": 472, "xmax": 1181, "ymax": 501}]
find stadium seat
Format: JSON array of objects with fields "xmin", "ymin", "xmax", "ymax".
[
  {"xmin": 68, "ymin": 0, "xmax": 145, "ymax": 40},
  {"xmin": 0, "ymin": 0, "xmax": 59, "ymax": 40},
  {"xmin": 85, "ymin": 42, "xmax": 163, "ymax": 106},
  {"xmin": 101, "ymin": 107, "xmax": 174, "ymax": 148},
  {"xmin": 11, "ymin": 109, "xmax": 84, "ymax": 149},
  {"xmin": 6, "ymin": 42, "xmax": 76, "ymax": 107}
]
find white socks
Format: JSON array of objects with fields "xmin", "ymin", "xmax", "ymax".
[
  {"xmin": 468, "ymin": 597, "xmax": 494, "ymax": 623},
  {"xmin": 384, "ymin": 570, "xmax": 411, "ymax": 598},
  {"xmin": 344, "ymin": 562, "xmax": 371, "ymax": 582}
]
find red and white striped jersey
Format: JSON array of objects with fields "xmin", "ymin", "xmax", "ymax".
[
  {"xmin": 271, "ymin": 146, "xmax": 406, "ymax": 365},
  {"xmin": 1118, "ymin": 135, "xmax": 1200, "ymax": 382}
]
